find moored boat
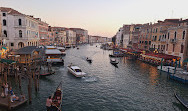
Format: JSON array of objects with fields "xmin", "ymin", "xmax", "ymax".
[
  {"xmin": 67, "ymin": 64, "xmax": 87, "ymax": 77},
  {"xmin": 51, "ymin": 82, "xmax": 63, "ymax": 111}
]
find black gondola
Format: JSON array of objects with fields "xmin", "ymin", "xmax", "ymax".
[
  {"xmin": 51, "ymin": 82, "xmax": 63, "ymax": 111},
  {"xmin": 110, "ymin": 58, "xmax": 119, "ymax": 65},
  {"xmin": 174, "ymin": 93, "xmax": 188, "ymax": 109}
]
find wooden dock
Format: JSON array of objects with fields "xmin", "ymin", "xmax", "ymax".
[{"xmin": 0, "ymin": 96, "xmax": 27, "ymax": 110}]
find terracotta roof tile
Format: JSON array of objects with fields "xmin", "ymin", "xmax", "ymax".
[{"xmin": 0, "ymin": 7, "xmax": 23, "ymax": 15}]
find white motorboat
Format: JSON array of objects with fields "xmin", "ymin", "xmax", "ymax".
[{"xmin": 67, "ymin": 65, "xmax": 87, "ymax": 77}]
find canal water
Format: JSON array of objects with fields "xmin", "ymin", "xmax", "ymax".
[{"xmin": 2, "ymin": 44, "xmax": 188, "ymax": 111}]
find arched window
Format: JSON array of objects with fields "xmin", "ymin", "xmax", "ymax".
[
  {"xmin": 182, "ymin": 31, "xmax": 185, "ymax": 39},
  {"xmin": 18, "ymin": 19, "xmax": 22, "ymax": 26},
  {"xmin": 3, "ymin": 19, "xmax": 6, "ymax": 26},
  {"xmin": 3, "ymin": 30, "xmax": 7, "ymax": 37},
  {"xmin": 19, "ymin": 30, "xmax": 22, "ymax": 38},
  {"xmin": 181, "ymin": 44, "xmax": 184, "ymax": 53},
  {"xmin": 28, "ymin": 42, "xmax": 29, "ymax": 46},
  {"xmin": 174, "ymin": 32, "xmax": 177, "ymax": 40},
  {"xmin": 168, "ymin": 33, "xmax": 170, "ymax": 39}
]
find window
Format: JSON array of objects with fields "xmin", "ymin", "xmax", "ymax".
[
  {"xmin": 168, "ymin": 33, "xmax": 170, "ymax": 39},
  {"xmin": 166, "ymin": 44, "xmax": 168, "ymax": 51},
  {"xmin": 181, "ymin": 45, "xmax": 184, "ymax": 53},
  {"xmin": 3, "ymin": 30, "xmax": 7, "ymax": 37},
  {"xmin": 156, "ymin": 28, "xmax": 158, "ymax": 33},
  {"xmin": 19, "ymin": 30, "xmax": 22, "ymax": 38},
  {"xmin": 165, "ymin": 34, "xmax": 166, "ymax": 39},
  {"xmin": 159, "ymin": 35, "xmax": 161, "ymax": 41},
  {"xmin": 158, "ymin": 45, "xmax": 160, "ymax": 50},
  {"xmin": 11, "ymin": 43, "xmax": 14, "ymax": 46},
  {"xmin": 18, "ymin": 19, "xmax": 22, "ymax": 26},
  {"xmin": 173, "ymin": 44, "xmax": 175, "ymax": 52},
  {"xmin": 174, "ymin": 32, "xmax": 177, "ymax": 40},
  {"xmin": 182, "ymin": 31, "xmax": 185, "ymax": 39},
  {"xmin": 2, "ymin": 13, "xmax": 6, "ymax": 16},
  {"xmin": 149, "ymin": 41, "xmax": 151, "ymax": 45},
  {"xmin": 3, "ymin": 19, "xmax": 6, "ymax": 26}
]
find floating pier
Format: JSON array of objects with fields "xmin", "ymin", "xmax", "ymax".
[{"xmin": 0, "ymin": 96, "xmax": 27, "ymax": 110}]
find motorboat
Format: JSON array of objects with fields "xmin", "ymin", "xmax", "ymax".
[
  {"xmin": 110, "ymin": 58, "xmax": 119, "ymax": 65},
  {"xmin": 86, "ymin": 57, "xmax": 92, "ymax": 63},
  {"xmin": 57, "ymin": 47, "xmax": 66, "ymax": 56},
  {"xmin": 67, "ymin": 65, "xmax": 87, "ymax": 77}
]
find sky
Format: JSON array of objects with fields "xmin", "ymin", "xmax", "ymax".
[{"xmin": 1, "ymin": 0, "xmax": 188, "ymax": 37}]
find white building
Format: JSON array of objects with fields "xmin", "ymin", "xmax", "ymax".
[
  {"xmin": 58, "ymin": 31, "xmax": 66, "ymax": 45},
  {"xmin": 115, "ymin": 27, "xmax": 124, "ymax": 47},
  {"xmin": 0, "ymin": 7, "xmax": 40, "ymax": 50},
  {"xmin": 66, "ymin": 29, "xmax": 76, "ymax": 45}
]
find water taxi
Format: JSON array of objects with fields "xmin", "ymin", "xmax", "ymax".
[
  {"xmin": 67, "ymin": 65, "xmax": 87, "ymax": 77},
  {"xmin": 57, "ymin": 47, "xmax": 66, "ymax": 56}
]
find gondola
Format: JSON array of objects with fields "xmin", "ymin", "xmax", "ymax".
[
  {"xmin": 51, "ymin": 82, "xmax": 63, "ymax": 111},
  {"xmin": 174, "ymin": 93, "xmax": 188, "ymax": 109},
  {"xmin": 110, "ymin": 58, "xmax": 119, "ymax": 65}
]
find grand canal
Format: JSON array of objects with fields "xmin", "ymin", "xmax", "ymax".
[{"xmin": 3, "ymin": 44, "xmax": 188, "ymax": 111}]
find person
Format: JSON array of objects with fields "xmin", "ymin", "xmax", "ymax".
[
  {"xmin": 9, "ymin": 87, "xmax": 19, "ymax": 102},
  {"xmin": 1, "ymin": 83, "xmax": 5, "ymax": 98},
  {"xmin": 46, "ymin": 96, "xmax": 52, "ymax": 111},
  {"xmin": 4, "ymin": 83, "xmax": 8, "ymax": 97}
]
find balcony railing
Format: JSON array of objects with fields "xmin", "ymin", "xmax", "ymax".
[{"xmin": 170, "ymin": 39, "xmax": 178, "ymax": 43}]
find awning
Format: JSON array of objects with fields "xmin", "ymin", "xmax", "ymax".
[
  {"xmin": 0, "ymin": 59, "xmax": 17, "ymax": 64},
  {"xmin": 183, "ymin": 58, "xmax": 188, "ymax": 62},
  {"xmin": 2, "ymin": 47, "xmax": 7, "ymax": 50}
]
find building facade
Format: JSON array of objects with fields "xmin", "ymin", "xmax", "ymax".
[
  {"xmin": 0, "ymin": 7, "xmax": 40, "ymax": 50},
  {"xmin": 165, "ymin": 19, "xmax": 188, "ymax": 63}
]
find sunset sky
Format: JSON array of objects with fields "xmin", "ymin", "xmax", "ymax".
[{"xmin": 1, "ymin": 0, "xmax": 188, "ymax": 37}]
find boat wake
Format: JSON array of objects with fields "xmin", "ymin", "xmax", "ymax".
[{"xmin": 81, "ymin": 76, "xmax": 99, "ymax": 82}]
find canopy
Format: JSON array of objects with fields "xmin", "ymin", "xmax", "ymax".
[
  {"xmin": 2, "ymin": 47, "xmax": 7, "ymax": 50},
  {"xmin": 183, "ymin": 58, "xmax": 188, "ymax": 62},
  {"xmin": 0, "ymin": 59, "xmax": 17, "ymax": 64}
]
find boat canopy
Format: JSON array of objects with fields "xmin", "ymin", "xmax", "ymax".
[
  {"xmin": 71, "ymin": 66, "xmax": 81, "ymax": 70},
  {"xmin": 46, "ymin": 46, "xmax": 56, "ymax": 49},
  {"xmin": 45, "ymin": 49, "xmax": 62, "ymax": 55},
  {"xmin": 57, "ymin": 47, "xmax": 66, "ymax": 50}
]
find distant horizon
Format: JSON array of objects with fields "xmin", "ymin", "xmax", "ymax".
[{"xmin": 1, "ymin": 0, "xmax": 188, "ymax": 37}]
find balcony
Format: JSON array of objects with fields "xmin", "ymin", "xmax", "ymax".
[
  {"xmin": 170, "ymin": 39, "xmax": 178, "ymax": 44},
  {"xmin": 14, "ymin": 25, "xmax": 27, "ymax": 28}
]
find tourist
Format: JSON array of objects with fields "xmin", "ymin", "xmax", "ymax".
[
  {"xmin": 46, "ymin": 96, "xmax": 52, "ymax": 111},
  {"xmin": 1, "ymin": 83, "xmax": 5, "ymax": 98},
  {"xmin": 4, "ymin": 83, "xmax": 8, "ymax": 97},
  {"xmin": 9, "ymin": 87, "xmax": 19, "ymax": 102}
]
